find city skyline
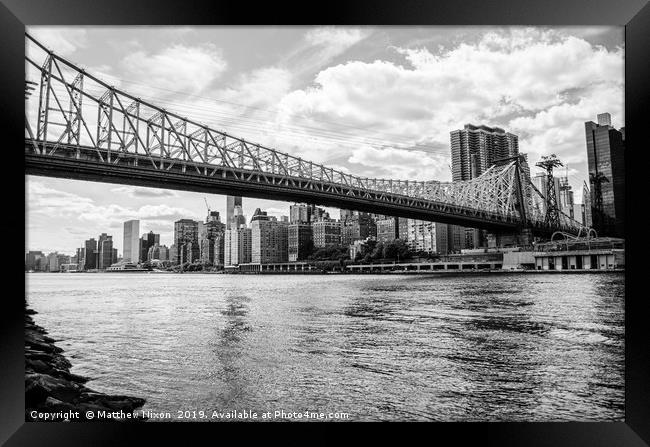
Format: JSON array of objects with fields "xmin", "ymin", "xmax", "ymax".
[{"xmin": 25, "ymin": 26, "xmax": 624, "ymax": 255}]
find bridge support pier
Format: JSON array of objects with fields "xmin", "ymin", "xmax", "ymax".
[{"xmin": 486, "ymin": 229, "xmax": 534, "ymax": 249}]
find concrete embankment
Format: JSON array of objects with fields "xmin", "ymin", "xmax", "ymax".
[{"xmin": 25, "ymin": 303, "xmax": 147, "ymax": 422}]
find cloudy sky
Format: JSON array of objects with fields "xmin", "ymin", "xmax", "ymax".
[{"xmin": 25, "ymin": 26, "xmax": 624, "ymax": 256}]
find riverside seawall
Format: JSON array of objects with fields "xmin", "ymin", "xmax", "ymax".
[{"xmin": 25, "ymin": 302, "xmax": 147, "ymax": 422}]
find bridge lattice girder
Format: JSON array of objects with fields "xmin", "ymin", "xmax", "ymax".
[{"xmin": 24, "ymin": 33, "xmax": 584, "ymax": 234}]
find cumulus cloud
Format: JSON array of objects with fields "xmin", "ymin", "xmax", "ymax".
[
  {"xmin": 121, "ymin": 43, "xmax": 227, "ymax": 94},
  {"xmin": 274, "ymin": 27, "xmax": 623, "ymax": 184}
]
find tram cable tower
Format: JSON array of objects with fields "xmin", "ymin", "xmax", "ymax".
[{"xmin": 536, "ymin": 154, "xmax": 563, "ymax": 228}]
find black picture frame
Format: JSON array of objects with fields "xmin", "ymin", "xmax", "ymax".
[{"xmin": 1, "ymin": 0, "xmax": 648, "ymax": 445}]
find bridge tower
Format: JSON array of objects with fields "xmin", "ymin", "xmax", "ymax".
[{"xmin": 536, "ymin": 154, "xmax": 563, "ymax": 229}]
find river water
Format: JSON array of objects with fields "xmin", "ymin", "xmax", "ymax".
[{"xmin": 25, "ymin": 272, "xmax": 625, "ymax": 422}]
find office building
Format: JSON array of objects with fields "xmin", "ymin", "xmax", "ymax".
[
  {"xmin": 96, "ymin": 233, "xmax": 114, "ymax": 269},
  {"xmin": 224, "ymin": 227, "xmax": 252, "ymax": 266},
  {"xmin": 174, "ymin": 219, "xmax": 199, "ymax": 265},
  {"xmin": 288, "ymin": 223, "xmax": 313, "ymax": 262},
  {"xmin": 341, "ymin": 212, "xmax": 376, "ymax": 246},
  {"xmin": 25, "ymin": 250, "xmax": 44, "ymax": 271},
  {"xmin": 251, "ymin": 208, "xmax": 289, "ymax": 264},
  {"xmin": 199, "ymin": 211, "xmax": 226, "ymax": 265},
  {"xmin": 84, "ymin": 238, "xmax": 97, "ymax": 270},
  {"xmin": 139, "ymin": 231, "xmax": 160, "ymax": 263},
  {"xmin": 407, "ymin": 220, "xmax": 448, "ymax": 254},
  {"xmin": 226, "ymin": 196, "xmax": 243, "ymax": 230},
  {"xmin": 376, "ymin": 217, "xmax": 409, "ymax": 243},
  {"xmin": 312, "ymin": 219, "xmax": 341, "ymax": 248},
  {"xmin": 123, "ymin": 220, "xmax": 140, "ymax": 263},
  {"xmin": 585, "ymin": 113, "xmax": 625, "ymax": 237},
  {"xmin": 147, "ymin": 244, "xmax": 169, "ymax": 261}
]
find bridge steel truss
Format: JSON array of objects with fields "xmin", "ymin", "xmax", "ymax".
[{"xmin": 24, "ymin": 33, "xmax": 583, "ymax": 235}]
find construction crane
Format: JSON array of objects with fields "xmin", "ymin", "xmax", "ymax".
[{"xmin": 204, "ymin": 197, "xmax": 211, "ymax": 215}]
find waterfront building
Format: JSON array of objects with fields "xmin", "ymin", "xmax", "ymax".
[
  {"xmin": 139, "ymin": 231, "xmax": 160, "ymax": 263},
  {"xmin": 174, "ymin": 219, "xmax": 199, "ymax": 265},
  {"xmin": 198, "ymin": 211, "xmax": 226, "ymax": 265},
  {"xmin": 251, "ymin": 208, "xmax": 289, "ymax": 264},
  {"xmin": 213, "ymin": 233, "xmax": 225, "ymax": 267},
  {"xmin": 226, "ymin": 196, "xmax": 243, "ymax": 230},
  {"xmin": 46, "ymin": 252, "xmax": 59, "ymax": 272},
  {"xmin": 341, "ymin": 212, "xmax": 376, "ymax": 247},
  {"xmin": 407, "ymin": 220, "xmax": 448, "ymax": 254},
  {"xmin": 25, "ymin": 250, "xmax": 44, "ymax": 271},
  {"xmin": 224, "ymin": 227, "xmax": 252, "ymax": 266},
  {"xmin": 585, "ymin": 113, "xmax": 625, "ymax": 237},
  {"xmin": 169, "ymin": 244, "xmax": 178, "ymax": 265},
  {"xmin": 75, "ymin": 247, "xmax": 85, "ymax": 270},
  {"xmin": 97, "ymin": 233, "xmax": 114, "ymax": 270},
  {"xmin": 84, "ymin": 238, "xmax": 97, "ymax": 270},
  {"xmin": 288, "ymin": 223, "xmax": 313, "ymax": 262},
  {"xmin": 533, "ymin": 237, "xmax": 624, "ymax": 270},
  {"xmin": 122, "ymin": 220, "xmax": 140, "ymax": 263},
  {"xmin": 376, "ymin": 217, "xmax": 409, "ymax": 243},
  {"xmin": 147, "ymin": 244, "xmax": 169, "ymax": 262},
  {"xmin": 312, "ymin": 219, "xmax": 341, "ymax": 248}
]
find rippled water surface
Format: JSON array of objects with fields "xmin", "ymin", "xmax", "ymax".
[{"xmin": 26, "ymin": 272, "xmax": 625, "ymax": 421}]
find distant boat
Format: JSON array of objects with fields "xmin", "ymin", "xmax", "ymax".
[{"xmin": 106, "ymin": 262, "xmax": 149, "ymax": 272}]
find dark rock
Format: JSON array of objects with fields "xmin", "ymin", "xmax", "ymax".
[
  {"xmin": 25, "ymin": 373, "xmax": 82, "ymax": 403},
  {"xmin": 26, "ymin": 339, "xmax": 64, "ymax": 354},
  {"xmin": 24, "ymin": 304, "xmax": 147, "ymax": 422},
  {"xmin": 79, "ymin": 393, "xmax": 146, "ymax": 411}
]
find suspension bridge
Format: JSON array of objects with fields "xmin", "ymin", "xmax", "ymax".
[{"xmin": 24, "ymin": 33, "xmax": 583, "ymax": 235}]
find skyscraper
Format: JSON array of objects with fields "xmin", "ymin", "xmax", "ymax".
[
  {"xmin": 199, "ymin": 211, "xmax": 225, "ymax": 265},
  {"xmin": 224, "ymin": 227, "xmax": 252, "ymax": 266},
  {"xmin": 226, "ymin": 196, "xmax": 243, "ymax": 230},
  {"xmin": 97, "ymin": 233, "xmax": 114, "ymax": 269},
  {"xmin": 251, "ymin": 208, "xmax": 289, "ymax": 264},
  {"xmin": 585, "ymin": 113, "xmax": 625, "ymax": 237},
  {"xmin": 450, "ymin": 124, "xmax": 521, "ymax": 249},
  {"xmin": 84, "ymin": 238, "xmax": 97, "ymax": 270},
  {"xmin": 288, "ymin": 223, "xmax": 313, "ymax": 262},
  {"xmin": 450, "ymin": 124, "xmax": 519, "ymax": 182},
  {"xmin": 25, "ymin": 251, "xmax": 44, "ymax": 271},
  {"xmin": 174, "ymin": 219, "xmax": 199, "ymax": 265},
  {"xmin": 122, "ymin": 220, "xmax": 140, "ymax": 264},
  {"xmin": 139, "ymin": 231, "xmax": 160, "ymax": 262}
]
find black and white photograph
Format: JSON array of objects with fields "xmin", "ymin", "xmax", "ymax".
[{"xmin": 22, "ymin": 23, "xmax": 630, "ymax": 425}]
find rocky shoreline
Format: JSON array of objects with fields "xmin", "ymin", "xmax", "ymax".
[{"xmin": 25, "ymin": 302, "xmax": 147, "ymax": 422}]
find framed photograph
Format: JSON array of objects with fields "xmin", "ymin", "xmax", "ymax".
[{"xmin": 2, "ymin": 0, "xmax": 648, "ymax": 444}]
